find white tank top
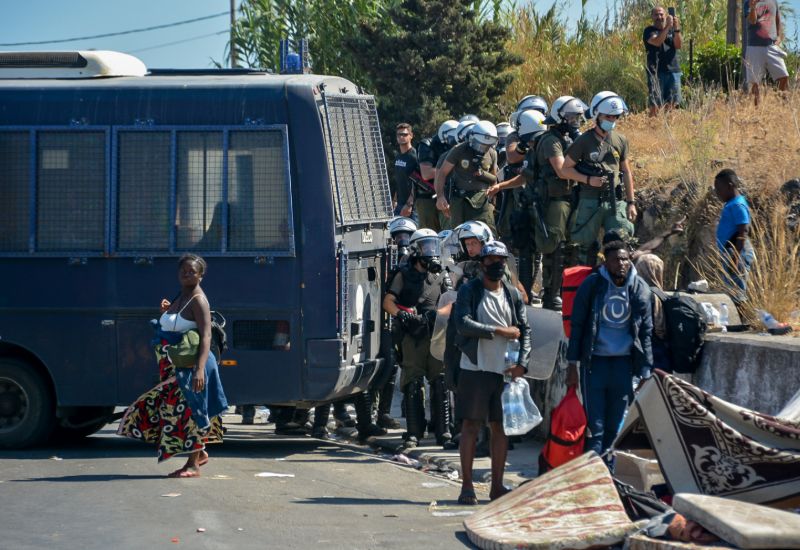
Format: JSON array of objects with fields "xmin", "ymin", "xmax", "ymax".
[{"xmin": 159, "ymin": 295, "xmax": 202, "ymax": 332}]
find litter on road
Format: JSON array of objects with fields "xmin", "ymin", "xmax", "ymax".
[
  {"xmin": 161, "ymin": 493, "xmax": 181, "ymax": 498},
  {"xmin": 254, "ymin": 472, "xmax": 295, "ymax": 478}
]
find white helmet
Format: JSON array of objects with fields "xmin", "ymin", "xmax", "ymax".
[
  {"xmin": 388, "ymin": 216, "xmax": 418, "ymax": 237},
  {"xmin": 409, "ymin": 229, "xmax": 443, "ymax": 270},
  {"xmin": 496, "ymin": 122, "xmax": 512, "ymax": 141},
  {"xmin": 455, "ymin": 220, "xmax": 493, "ymax": 254},
  {"xmin": 455, "ymin": 120, "xmax": 476, "ymax": 143},
  {"xmin": 459, "ymin": 114, "xmax": 479, "ymax": 124},
  {"xmin": 548, "ymin": 96, "xmax": 589, "ymax": 127},
  {"xmin": 517, "ymin": 110, "xmax": 548, "ymax": 142},
  {"xmin": 469, "ymin": 120, "xmax": 498, "ymax": 154},
  {"xmin": 589, "ymin": 91, "xmax": 629, "ymax": 119},
  {"xmin": 437, "ymin": 119, "xmax": 458, "ymax": 143},
  {"xmin": 516, "ymin": 95, "xmax": 549, "ymax": 115}
]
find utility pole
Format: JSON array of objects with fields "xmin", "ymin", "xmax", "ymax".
[
  {"xmin": 230, "ymin": 0, "xmax": 238, "ymax": 68},
  {"xmin": 727, "ymin": 0, "xmax": 738, "ymax": 44}
]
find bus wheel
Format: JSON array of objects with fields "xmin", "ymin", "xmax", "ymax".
[
  {"xmin": 53, "ymin": 407, "xmax": 115, "ymax": 442},
  {"xmin": 0, "ymin": 359, "xmax": 55, "ymax": 449}
]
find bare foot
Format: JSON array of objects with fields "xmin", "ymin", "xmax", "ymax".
[
  {"xmin": 167, "ymin": 468, "xmax": 200, "ymax": 478},
  {"xmin": 198, "ymin": 450, "xmax": 209, "ymax": 467}
]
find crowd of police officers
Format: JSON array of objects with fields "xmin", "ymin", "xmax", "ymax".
[{"xmin": 382, "ymin": 90, "xmax": 639, "ymax": 449}]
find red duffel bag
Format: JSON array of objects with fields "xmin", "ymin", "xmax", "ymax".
[
  {"xmin": 538, "ymin": 385, "xmax": 587, "ymax": 474},
  {"xmin": 561, "ymin": 265, "xmax": 593, "ymax": 338}
]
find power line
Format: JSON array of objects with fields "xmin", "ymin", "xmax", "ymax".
[
  {"xmin": 0, "ymin": 11, "xmax": 229, "ymax": 47},
  {"xmin": 129, "ymin": 30, "xmax": 228, "ymax": 54}
]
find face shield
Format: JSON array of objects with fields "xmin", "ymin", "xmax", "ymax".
[
  {"xmin": 469, "ymin": 134, "xmax": 498, "ymax": 155},
  {"xmin": 393, "ymin": 231, "xmax": 412, "ymax": 248},
  {"xmin": 415, "ymin": 237, "xmax": 443, "ymax": 273}
]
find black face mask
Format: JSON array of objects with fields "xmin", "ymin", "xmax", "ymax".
[{"xmin": 485, "ymin": 261, "xmax": 505, "ymax": 281}]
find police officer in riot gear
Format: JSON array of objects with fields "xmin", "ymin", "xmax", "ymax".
[
  {"xmin": 560, "ymin": 91, "xmax": 637, "ymax": 265},
  {"xmin": 531, "ymin": 96, "xmax": 588, "ymax": 310},
  {"xmin": 488, "ymin": 110, "xmax": 548, "ymax": 303},
  {"xmin": 383, "ymin": 229, "xmax": 453, "ymax": 448},
  {"xmin": 435, "ymin": 121, "xmax": 499, "ymax": 234},
  {"xmin": 415, "ymin": 121, "xmax": 458, "ymax": 230},
  {"xmin": 388, "ymin": 216, "xmax": 418, "ymax": 267}
]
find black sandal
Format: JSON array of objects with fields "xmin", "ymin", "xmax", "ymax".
[
  {"xmin": 490, "ymin": 486, "xmax": 512, "ymax": 501},
  {"xmin": 458, "ymin": 488, "xmax": 479, "ymax": 506}
]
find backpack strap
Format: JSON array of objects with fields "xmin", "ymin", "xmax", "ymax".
[{"xmin": 650, "ymin": 287, "xmax": 669, "ymax": 302}]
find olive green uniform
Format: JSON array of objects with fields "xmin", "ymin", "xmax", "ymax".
[
  {"xmin": 565, "ymin": 129, "xmax": 634, "ymax": 264},
  {"xmin": 445, "ymin": 142, "xmax": 498, "ymax": 234},
  {"xmin": 534, "ymin": 129, "xmax": 575, "ymax": 306}
]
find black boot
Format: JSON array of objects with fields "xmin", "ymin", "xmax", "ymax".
[
  {"xmin": 311, "ymin": 404, "xmax": 330, "ymax": 439},
  {"xmin": 355, "ymin": 391, "xmax": 386, "ymax": 440},
  {"xmin": 333, "ymin": 401, "xmax": 356, "ymax": 428},
  {"xmin": 240, "ymin": 405, "xmax": 256, "ymax": 425},
  {"xmin": 377, "ymin": 370, "xmax": 401, "ymax": 429},
  {"xmin": 430, "ymin": 376, "xmax": 452, "ymax": 446},
  {"xmin": 402, "ymin": 380, "xmax": 426, "ymax": 448}
]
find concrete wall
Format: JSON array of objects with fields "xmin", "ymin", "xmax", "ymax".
[{"xmin": 694, "ymin": 333, "xmax": 800, "ymax": 416}]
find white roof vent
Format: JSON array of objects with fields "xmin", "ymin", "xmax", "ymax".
[{"xmin": 0, "ymin": 50, "xmax": 147, "ymax": 78}]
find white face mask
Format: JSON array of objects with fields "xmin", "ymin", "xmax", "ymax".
[{"xmin": 599, "ymin": 119, "xmax": 616, "ymax": 132}]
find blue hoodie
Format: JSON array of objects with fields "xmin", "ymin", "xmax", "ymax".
[{"xmin": 593, "ymin": 264, "xmax": 637, "ymax": 357}]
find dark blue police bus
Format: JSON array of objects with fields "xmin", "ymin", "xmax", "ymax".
[{"xmin": 0, "ymin": 51, "xmax": 392, "ymax": 447}]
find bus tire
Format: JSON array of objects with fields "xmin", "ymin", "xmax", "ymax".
[
  {"xmin": 0, "ymin": 358, "xmax": 55, "ymax": 449},
  {"xmin": 53, "ymin": 406, "xmax": 115, "ymax": 442}
]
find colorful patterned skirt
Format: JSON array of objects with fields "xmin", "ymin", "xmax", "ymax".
[{"xmin": 117, "ymin": 339, "xmax": 226, "ymax": 462}]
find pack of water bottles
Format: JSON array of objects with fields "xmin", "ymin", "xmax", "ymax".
[{"xmin": 501, "ymin": 339, "xmax": 542, "ymax": 436}]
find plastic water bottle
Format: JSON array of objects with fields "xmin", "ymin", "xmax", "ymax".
[
  {"xmin": 502, "ymin": 381, "xmax": 521, "ymax": 433},
  {"xmin": 758, "ymin": 309, "xmax": 780, "ymax": 329},
  {"xmin": 504, "ymin": 339, "xmax": 520, "ymax": 372},
  {"xmin": 719, "ymin": 303, "xmax": 729, "ymax": 332}
]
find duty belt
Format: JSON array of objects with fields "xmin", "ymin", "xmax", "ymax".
[{"xmin": 452, "ymin": 187, "xmax": 486, "ymax": 198}]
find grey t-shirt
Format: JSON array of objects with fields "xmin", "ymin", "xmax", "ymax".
[
  {"xmin": 747, "ymin": 0, "xmax": 779, "ymax": 47},
  {"xmin": 460, "ymin": 287, "xmax": 513, "ymax": 375}
]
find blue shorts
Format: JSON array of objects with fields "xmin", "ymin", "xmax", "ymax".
[{"xmin": 647, "ymin": 71, "xmax": 681, "ymax": 107}]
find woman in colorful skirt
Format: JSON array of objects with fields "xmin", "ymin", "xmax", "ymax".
[{"xmin": 118, "ymin": 254, "xmax": 228, "ymax": 478}]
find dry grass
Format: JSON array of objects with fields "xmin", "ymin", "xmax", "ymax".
[{"xmin": 618, "ymin": 86, "xmax": 800, "ymax": 325}]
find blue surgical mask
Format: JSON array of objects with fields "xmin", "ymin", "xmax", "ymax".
[{"xmin": 599, "ymin": 119, "xmax": 616, "ymax": 132}]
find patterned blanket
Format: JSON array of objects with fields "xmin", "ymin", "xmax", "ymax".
[
  {"xmin": 464, "ymin": 452, "xmax": 637, "ymax": 549},
  {"xmin": 616, "ymin": 370, "xmax": 800, "ymax": 507}
]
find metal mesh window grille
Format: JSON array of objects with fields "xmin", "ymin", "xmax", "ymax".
[
  {"xmin": 0, "ymin": 132, "xmax": 31, "ymax": 251},
  {"xmin": 322, "ymin": 94, "xmax": 392, "ymax": 225},
  {"xmin": 176, "ymin": 132, "xmax": 224, "ymax": 251},
  {"xmin": 36, "ymin": 132, "xmax": 106, "ymax": 252},
  {"xmin": 228, "ymin": 131, "xmax": 290, "ymax": 251},
  {"xmin": 117, "ymin": 132, "xmax": 171, "ymax": 251}
]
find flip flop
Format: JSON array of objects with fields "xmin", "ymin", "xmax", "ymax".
[
  {"xmin": 167, "ymin": 469, "xmax": 200, "ymax": 478},
  {"xmin": 490, "ymin": 487, "xmax": 512, "ymax": 501},
  {"xmin": 458, "ymin": 488, "xmax": 479, "ymax": 506}
]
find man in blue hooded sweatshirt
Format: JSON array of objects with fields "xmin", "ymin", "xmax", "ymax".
[{"xmin": 565, "ymin": 239, "xmax": 653, "ymax": 457}]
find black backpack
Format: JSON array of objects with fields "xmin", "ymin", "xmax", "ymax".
[{"xmin": 652, "ymin": 288, "xmax": 707, "ymax": 373}]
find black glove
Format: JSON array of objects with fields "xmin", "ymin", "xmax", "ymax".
[{"xmin": 397, "ymin": 310, "xmax": 424, "ymax": 330}]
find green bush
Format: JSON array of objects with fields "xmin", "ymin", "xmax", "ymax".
[{"xmin": 685, "ymin": 37, "xmax": 742, "ymax": 91}]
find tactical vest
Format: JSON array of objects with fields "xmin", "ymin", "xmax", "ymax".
[
  {"xmin": 537, "ymin": 129, "xmax": 573, "ymax": 198},
  {"xmin": 395, "ymin": 264, "xmax": 445, "ymax": 314}
]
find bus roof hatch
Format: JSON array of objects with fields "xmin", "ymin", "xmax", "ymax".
[{"xmin": 0, "ymin": 50, "xmax": 147, "ymax": 79}]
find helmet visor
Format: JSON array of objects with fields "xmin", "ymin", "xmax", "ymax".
[{"xmin": 416, "ymin": 237, "xmax": 442, "ymax": 258}]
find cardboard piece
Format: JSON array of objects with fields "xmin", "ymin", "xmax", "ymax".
[{"xmin": 614, "ymin": 449, "xmax": 666, "ymax": 493}]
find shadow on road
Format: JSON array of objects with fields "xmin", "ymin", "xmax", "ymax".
[{"xmin": 10, "ymin": 474, "xmax": 166, "ymax": 482}]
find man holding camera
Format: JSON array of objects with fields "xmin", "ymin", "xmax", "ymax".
[{"xmin": 644, "ymin": 6, "xmax": 682, "ymax": 117}]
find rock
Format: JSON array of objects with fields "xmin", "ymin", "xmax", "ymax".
[{"xmin": 673, "ymin": 493, "xmax": 800, "ymax": 549}]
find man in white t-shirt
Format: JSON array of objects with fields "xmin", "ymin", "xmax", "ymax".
[{"xmin": 452, "ymin": 240, "xmax": 532, "ymax": 504}]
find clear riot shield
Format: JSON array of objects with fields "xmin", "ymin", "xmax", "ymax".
[
  {"xmin": 429, "ymin": 290, "xmax": 458, "ymax": 361},
  {"xmin": 526, "ymin": 306, "xmax": 565, "ymax": 379}
]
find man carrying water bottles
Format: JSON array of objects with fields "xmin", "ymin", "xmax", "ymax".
[{"xmin": 452, "ymin": 240, "xmax": 531, "ymax": 505}]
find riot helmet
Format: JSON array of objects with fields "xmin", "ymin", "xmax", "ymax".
[
  {"xmin": 589, "ymin": 91, "xmax": 629, "ymax": 119},
  {"xmin": 517, "ymin": 110, "xmax": 548, "ymax": 144},
  {"xmin": 458, "ymin": 114, "xmax": 480, "ymax": 124},
  {"xmin": 409, "ymin": 228, "xmax": 443, "ymax": 273},
  {"xmin": 437, "ymin": 120, "xmax": 459, "ymax": 144},
  {"xmin": 547, "ymin": 96, "xmax": 588, "ymax": 130},
  {"xmin": 516, "ymin": 95, "xmax": 549, "ymax": 115},
  {"xmin": 455, "ymin": 120, "xmax": 476, "ymax": 143},
  {"xmin": 388, "ymin": 216, "xmax": 418, "ymax": 253},
  {"xmin": 455, "ymin": 220, "xmax": 493, "ymax": 259},
  {"xmin": 469, "ymin": 120, "xmax": 498, "ymax": 154},
  {"xmin": 496, "ymin": 122, "xmax": 512, "ymax": 147}
]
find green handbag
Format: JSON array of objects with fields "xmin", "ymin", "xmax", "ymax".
[{"xmin": 167, "ymin": 329, "xmax": 201, "ymax": 368}]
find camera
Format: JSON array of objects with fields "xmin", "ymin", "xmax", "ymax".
[{"xmin": 668, "ymin": 7, "xmax": 675, "ymax": 17}]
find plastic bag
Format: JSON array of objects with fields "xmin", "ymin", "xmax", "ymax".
[{"xmin": 501, "ymin": 377, "xmax": 542, "ymax": 436}]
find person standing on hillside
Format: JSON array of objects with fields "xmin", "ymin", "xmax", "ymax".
[
  {"xmin": 745, "ymin": 0, "xmax": 789, "ymax": 106},
  {"xmin": 643, "ymin": 6, "xmax": 682, "ymax": 116},
  {"xmin": 714, "ymin": 169, "xmax": 755, "ymax": 303}
]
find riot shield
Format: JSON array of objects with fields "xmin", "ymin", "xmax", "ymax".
[
  {"xmin": 526, "ymin": 306, "xmax": 565, "ymax": 379},
  {"xmin": 430, "ymin": 290, "xmax": 458, "ymax": 361}
]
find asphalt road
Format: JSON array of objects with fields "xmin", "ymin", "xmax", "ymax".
[{"xmin": 0, "ymin": 420, "xmax": 478, "ymax": 550}]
